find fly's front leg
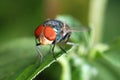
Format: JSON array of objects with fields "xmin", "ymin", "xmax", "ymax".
[{"xmin": 35, "ymin": 38, "xmax": 43, "ymax": 62}]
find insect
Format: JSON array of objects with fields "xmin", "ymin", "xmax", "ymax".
[{"xmin": 34, "ymin": 19, "xmax": 72, "ymax": 61}]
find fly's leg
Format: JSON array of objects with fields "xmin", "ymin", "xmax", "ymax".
[
  {"xmin": 59, "ymin": 45, "xmax": 67, "ymax": 53},
  {"xmin": 62, "ymin": 32, "xmax": 71, "ymax": 43},
  {"xmin": 51, "ymin": 43, "xmax": 57, "ymax": 60},
  {"xmin": 66, "ymin": 42, "xmax": 77, "ymax": 46},
  {"xmin": 35, "ymin": 38, "xmax": 43, "ymax": 62},
  {"xmin": 58, "ymin": 32, "xmax": 72, "ymax": 53},
  {"xmin": 59, "ymin": 42, "xmax": 76, "ymax": 54}
]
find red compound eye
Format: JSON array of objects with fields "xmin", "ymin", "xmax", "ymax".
[
  {"xmin": 34, "ymin": 25, "xmax": 44, "ymax": 38},
  {"xmin": 44, "ymin": 26, "xmax": 56, "ymax": 41}
]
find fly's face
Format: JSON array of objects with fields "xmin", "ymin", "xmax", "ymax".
[{"xmin": 35, "ymin": 25, "xmax": 57, "ymax": 45}]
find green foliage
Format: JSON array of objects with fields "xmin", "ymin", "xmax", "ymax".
[
  {"xmin": 0, "ymin": 15, "xmax": 120, "ymax": 80},
  {"xmin": 0, "ymin": 38, "xmax": 37, "ymax": 80}
]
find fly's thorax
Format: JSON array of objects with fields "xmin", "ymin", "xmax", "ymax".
[
  {"xmin": 54, "ymin": 23, "xmax": 72, "ymax": 43},
  {"xmin": 43, "ymin": 19, "xmax": 63, "ymax": 30}
]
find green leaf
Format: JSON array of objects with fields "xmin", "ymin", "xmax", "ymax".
[
  {"xmin": 102, "ymin": 38, "xmax": 120, "ymax": 67},
  {"xmin": 92, "ymin": 38, "xmax": 120, "ymax": 80},
  {"xmin": 93, "ymin": 59, "xmax": 120, "ymax": 80},
  {"xmin": 0, "ymin": 38, "xmax": 37, "ymax": 80},
  {"xmin": 0, "ymin": 38, "xmax": 72, "ymax": 80}
]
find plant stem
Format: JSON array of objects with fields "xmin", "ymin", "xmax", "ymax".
[{"xmin": 89, "ymin": 0, "xmax": 108, "ymax": 44}]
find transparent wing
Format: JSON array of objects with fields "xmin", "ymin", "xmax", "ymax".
[{"xmin": 69, "ymin": 26, "xmax": 90, "ymax": 32}]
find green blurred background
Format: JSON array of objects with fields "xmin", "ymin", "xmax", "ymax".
[
  {"xmin": 0, "ymin": 0, "xmax": 120, "ymax": 43},
  {"xmin": 0, "ymin": 0, "xmax": 120, "ymax": 80},
  {"xmin": 0, "ymin": 0, "xmax": 120, "ymax": 44},
  {"xmin": 103, "ymin": 0, "xmax": 120, "ymax": 42}
]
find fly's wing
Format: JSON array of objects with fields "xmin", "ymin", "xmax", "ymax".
[
  {"xmin": 56, "ymin": 15, "xmax": 91, "ymax": 46},
  {"xmin": 68, "ymin": 26, "xmax": 90, "ymax": 32},
  {"xmin": 60, "ymin": 23, "xmax": 90, "ymax": 43},
  {"xmin": 67, "ymin": 25, "xmax": 91, "ymax": 45},
  {"xmin": 56, "ymin": 15, "xmax": 91, "ymax": 33}
]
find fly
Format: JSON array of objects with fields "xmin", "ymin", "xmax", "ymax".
[{"xmin": 34, "ymin": 19, "xmax": 74, "ymax": 61}]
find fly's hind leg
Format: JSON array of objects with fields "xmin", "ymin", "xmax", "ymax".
[
  {"xmin": 58, "ymin": 32, "xmax": 72, "ymax": 53},
  {"xmin": 62, "ymin": 32, "xmax": 71, "ymax": 43},
  {"xmin": 59, "ymin": 45, "xmax": 67, "ymax": 53}
]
